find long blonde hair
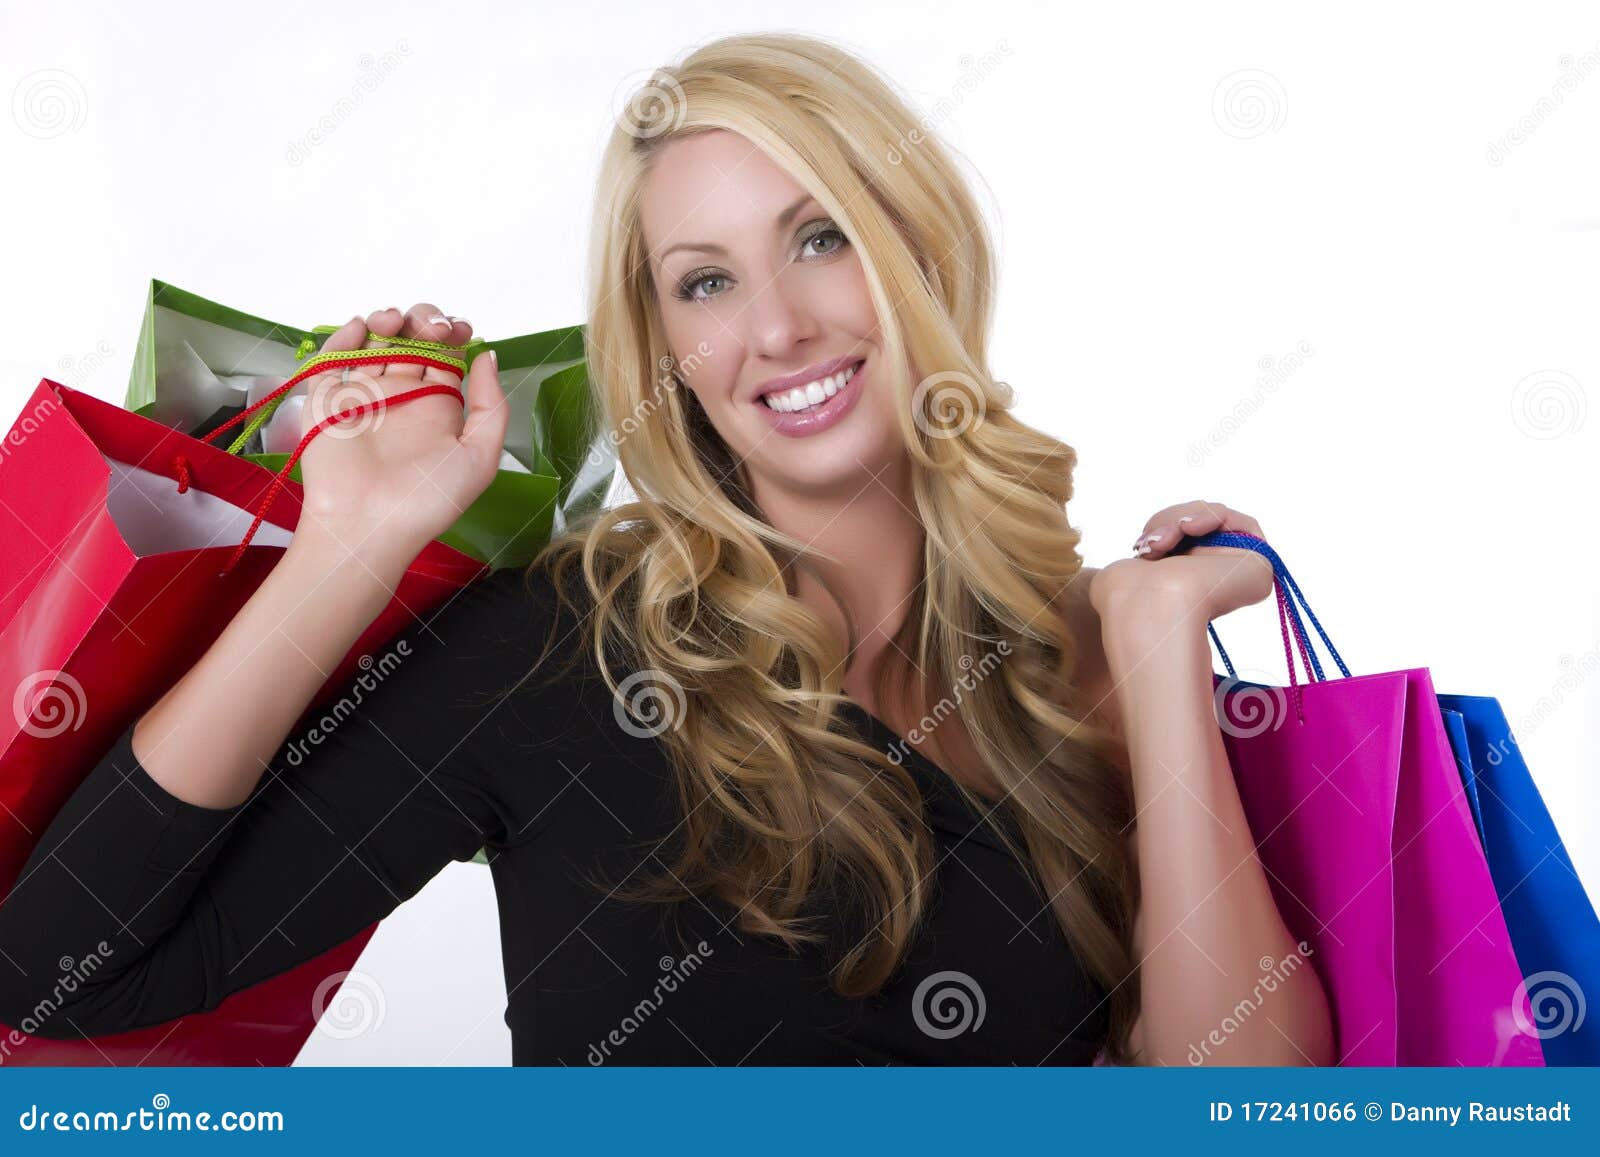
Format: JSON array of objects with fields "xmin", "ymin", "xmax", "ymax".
[{"xmin": 527, "ymin": 30, "xmax": 1141, "ymax": 1062}]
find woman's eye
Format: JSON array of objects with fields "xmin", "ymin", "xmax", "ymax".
[
  {"xmin": 678, "ymin": 273, "xmax": 728, "ymax": 302},
  {"xmin": 805, "ymin": 228, "xmax": 847, "ymax": 257}
]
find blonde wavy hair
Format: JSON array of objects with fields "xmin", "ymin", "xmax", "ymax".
[{"xmin": 525, "ymin": 31, "xmax": 1141, "ymax": 1063}]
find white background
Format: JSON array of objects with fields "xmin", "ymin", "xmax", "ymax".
[{"xmin": 1, "ymin": 1, "xmax": 1594, "ymax": 1065}]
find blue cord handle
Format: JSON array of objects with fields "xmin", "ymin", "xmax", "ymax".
[{"xmin": 1168, "ymin": 530, "xmax": 1352, "ymax": 683}]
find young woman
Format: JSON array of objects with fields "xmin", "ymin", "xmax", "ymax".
[{"xmin": 0, "ymin": 32, "xmax": 1332, "ymax": 1066}]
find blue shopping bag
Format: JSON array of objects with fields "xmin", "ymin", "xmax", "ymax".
[{"xmin": 1436, "ymin": 693, "xmax": 1600, "ymax": 1066}]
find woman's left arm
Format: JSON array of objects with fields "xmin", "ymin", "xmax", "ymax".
[{"xmin": 1083, "ymin": 500, "xmax": 1335, "ymax": 1066}]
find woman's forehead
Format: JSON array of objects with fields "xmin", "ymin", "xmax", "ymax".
[{"xmin": 640, "ymin": 131, "xmax": 816, "ymax": 254}]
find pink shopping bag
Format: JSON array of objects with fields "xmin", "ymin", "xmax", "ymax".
[{"xmin": 1188, "ymin": 531, "xmax": 1545, "ymax": 1066}]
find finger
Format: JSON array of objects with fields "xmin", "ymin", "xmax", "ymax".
[
  {"xmin": 303, "ymin": 314, "xmax": 369, "ymax": 398},
  {"xmin": 390, "ymin": 302, "xmax": 470, "ymax": 391},
  {"xmin": 301, "ymin": 314, "xmax": 395, "ymax": 439},
  {"xmin": 456, "ymin": 349, "xmax": 509, "ymax": 484},
  {"xmin": 1133, "ymin": 500, "xmax": 1229, "ymax": 557},
  {"xmin": 347, "ymin": 307, "xmax": 404, "ymax": 379},
  {"xmin": 365, "ymin": 306, "xmax": 405, "ymax": 345}
]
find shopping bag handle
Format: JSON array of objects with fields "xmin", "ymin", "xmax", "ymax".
[
  {"xmin": 1168, "ymin": 530, "xmax": 1352, "ymax": 723},
  {"xmin": 164, "ymin": 329, "xmax": 473, "ymax": 576}
]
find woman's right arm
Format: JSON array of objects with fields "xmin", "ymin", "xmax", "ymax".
[
  {"xmin": 0, "ymin": 302, "xmax": 539, "ymax": 1040},
  {"xmin": 131, "ymin": 303, "xmax": 507, "ymax": 812}
]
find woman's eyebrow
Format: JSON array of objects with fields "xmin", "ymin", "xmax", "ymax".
[{"xmin": 658, "ymin": 193, "xmax": 819, "ymax": 261}]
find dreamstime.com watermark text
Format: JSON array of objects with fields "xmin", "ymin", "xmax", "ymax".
[
  {"xmin": 16, "ymin": 1093, "xmax": 283, "ymax": 1133},
  {"xmin": 0, "ymin": 941, "xmax": 115, "ymax": 1062},
  {"xmin": 283, "ymin": 641, "xmax": 411, "ymax": 766},
  {"xmin": 586, "ymin": 941, "xmax": 715, "ymax": 1064}
]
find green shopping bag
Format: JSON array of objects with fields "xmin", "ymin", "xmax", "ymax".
[{"xmin": 125, "ymin": 278, "xmax": 617, "ymax": 570}]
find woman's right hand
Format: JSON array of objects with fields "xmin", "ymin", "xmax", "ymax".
[{"xmin": 292, "ymin": 303, "xmax": 508, "ymax": 565}]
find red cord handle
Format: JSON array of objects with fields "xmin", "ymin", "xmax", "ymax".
[{"xmin": 166, "ymin": 349, "xmax": 468, "ymax": 576}]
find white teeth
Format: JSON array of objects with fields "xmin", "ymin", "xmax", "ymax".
[{"xmin": 761, "ymin": 362, "xmax": 860, "ymax": 413}]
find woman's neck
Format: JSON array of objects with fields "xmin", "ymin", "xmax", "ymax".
[{"xmin": 748, "ymin": 454, "xmax": 923, "ymax": 694}]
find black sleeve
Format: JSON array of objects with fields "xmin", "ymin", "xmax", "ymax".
[{"xmin": 0, "ymin": 560, "xmax": 578, "ymax": 1040}]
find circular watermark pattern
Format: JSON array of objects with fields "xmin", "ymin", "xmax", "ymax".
[
  {"xmin": 312, "ymin": 969, "xmax": 387, "ymax": 1040},
  {"xmin": 13, "ymin": 669, "xmax": 88, "ymax": 738},
  {"xmin": 611, "ymin": 68, "xmax": 688, "ymax": 141},
  {"xmin": 912, "ymin": 970, "xmax": 987, "ymax": 1039},
  {"xmin": 1212, "ymin": 70, "xmax": 1288, "ymax": 140},
  {"xmin": 305, "ymin": 366, "xmax": 391, "ymax": 441},
  {"xmin": 912, "ymin": 371, "xmax": 986, "ymax": 439},
  {"xmin": 12, "ymin": 69, "xmax": 87, "ymax": 139},
  {"xmin": 1212, "ymin": 670, "xmax": 1288, "ymax": 739},
  {"xmin": 1510, "ymin": 370, "xmax": 1586, "ymax": 440},
  {"xmin": 1513, "ymin": 970, "xmax": 1586, "ymax": 1040},
  {"xmin": 613, "ymin": 668, "xmax": 687, "ymax": 738}
]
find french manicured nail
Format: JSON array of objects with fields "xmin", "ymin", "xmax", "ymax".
[
  {"xmin": 448, "ymin": 315, "xmax": 470, "ymax": 327},
  {"xmin": 1178, "ymin": 516, "xmax": 1194, "ymax": 524},
  {"xmin": 428, "ymin": 314, "xmax": 450, "ymax": 325},
  {"xmin": 489, "ymin": 348, "xmax": 498, "ymax": 368}
]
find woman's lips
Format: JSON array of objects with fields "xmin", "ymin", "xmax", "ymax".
[{"xmin": 754, "ymin": 358, "xmax": 867, "ymax": 438}]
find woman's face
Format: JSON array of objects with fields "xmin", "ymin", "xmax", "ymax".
[{"xmin": 640, "ymin": 129, "xmax": 898, "ymax": 499}]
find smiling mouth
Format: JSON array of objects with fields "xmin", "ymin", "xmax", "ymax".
[{"xmin": 758, "ymin": 358, "xmax": 866, "ymax": 413}]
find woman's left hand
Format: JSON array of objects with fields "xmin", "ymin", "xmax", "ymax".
[{"xmin": 1088, "ymin": 500, "xmax": 1276, "ymax": 627}]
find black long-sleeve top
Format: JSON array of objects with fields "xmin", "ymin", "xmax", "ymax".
[{"xmin": 0, "ymin": 558, "xmax": 1110, "ymax": 1065}]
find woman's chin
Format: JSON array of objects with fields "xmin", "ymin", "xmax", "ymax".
[{"xmin": 753, "ymin": 438, "xmax": 905, "ymax": 498}]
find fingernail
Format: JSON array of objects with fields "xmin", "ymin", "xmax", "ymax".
[
  {"xmin": 428, "ymin": 314, "xmax": 450, "ymax": 325},
  {"xmin": 489, "ymin": 348, "xmax": 498, "ymax": 368},
  {"xmin": 448, "ymin": 315, "xmax": 470, "ymax": 327},
  {"xmin": 1178, "ymin": 516, "xmax": 1194, "ymax": 525}
]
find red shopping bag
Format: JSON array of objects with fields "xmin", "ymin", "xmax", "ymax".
[{"xmin": 0, "ymin": 377, "xmax": 489, "ymax": 1064}]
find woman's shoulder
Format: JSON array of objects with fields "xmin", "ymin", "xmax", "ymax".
[
  {"xmin": 1055, "ymin": 565, "xmax": 1122, "ymax": 739},
  {"xmin": 473, "ymin": 554, "xmax": 600, "ymax": 623}
]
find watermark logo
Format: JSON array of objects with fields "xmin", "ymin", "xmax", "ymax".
[
  {"xmin": 1513, "ymin": 970, "xmax": 1586, "ymax": 1041},
  {"xmin": 1212, "ymin": 70, "xmax": 1288, "ymax": 140},
  {"xmin": 1212, "ymin": 668, "xmax": 1290, "ymax": 740},
  {"xmin": 912, "ymin": 371, "xmax": 987, "ymax": 440},
  {"xmin": 13, "ymin": 670, "xmax": 88, "ymax": 739},
  {"xmin": 614, "ymin": 668, "xmax": 687, "ymax": 738},
  {"xmin": 304, "ymin": 365, "xmax": 393, "ymax": 442},
  {"xmin": 12, "ymin": 69, "xmax": 87, "ymax": 139},
  {"xmin": 912, "ymin": 970, "xmax": 987, "ymax": 1039},
  {"xmin": 611, "ymin": 68, "xmax": 688, "ymax": 141},
  {"xmin": 311, "ymin": 969, "xmax": 387, "ymax": 1040},
  {"xmin": 1510, "ymin": 369, "xmax": 1585, "ymax": 440}
]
